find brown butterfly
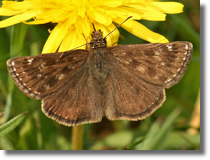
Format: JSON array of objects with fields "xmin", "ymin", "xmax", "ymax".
[{"xmin": 7, "ymin": 29, "xmax": 193, "ymax": 126}]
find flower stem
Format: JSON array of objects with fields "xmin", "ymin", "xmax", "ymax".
[{"xmin": 71, "ymin": 125, "xmax": 84, "ymax": 150}]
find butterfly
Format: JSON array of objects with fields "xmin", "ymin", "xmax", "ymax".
[{"xmin": 7, "ymin": 29, "xmax": 193, "ymax": 126}]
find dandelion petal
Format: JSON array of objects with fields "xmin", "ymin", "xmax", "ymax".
[
  {"xmin": 122, "ymin": 20, "xmax": 169, "ymax": 43},
  {"xmin": 0, "ymin": 10, "xmax": 37, "ymax": 28},
  {"xmin": 152, "ymin": 2, "xmax": 184, "ymax": 14},
  {"xmin": 42, "ymin": 23, "xmax": 68, "ymax": 53},
  {"xmin": 59, "ymin": 28, "xmax": 86, "ymax": 52}
]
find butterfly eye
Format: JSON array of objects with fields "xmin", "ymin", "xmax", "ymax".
[{"xmin": 90, "ymin": 41, "xmax": 94, "ymax": 48}]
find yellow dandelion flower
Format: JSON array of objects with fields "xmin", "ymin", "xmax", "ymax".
[{"xmin": 0, "ymin": 0, "xmax": 184, "ymax": 53}]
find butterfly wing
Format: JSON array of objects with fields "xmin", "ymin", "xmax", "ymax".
[
  {"xmin": 104, "ymin": 41, "xmax": 192, "ymax": 120},
  {"xmin": 41, "ymin": 63, "xmax": 104, "ymax": 126},
  {"xmin": 108, "ymin": 41, "xmax": 193, "ymax": 88},
  {"xmin": 7, "ymin": 50, "xmax": 88, "ymax": 100},
  {"xmin": 104, "ymin": 64, "xmax": 166, "ymax": 121},
  {"xmin": 7, "ymin": 41, "xmax": 193, "ymax": 125},
  {"xmin": 7, "ymin": 50, "xmax": 104, "ymax": 126}
]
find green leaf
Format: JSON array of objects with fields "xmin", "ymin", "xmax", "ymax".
[
  {"xmin": 0, "ymin": 112, "xmax": 27, "ymax": 139},
  {"xmin": 127, "ymin": 137, "xmax": 144, "ymax": 149},
  {"xmin": 132, "ymin": 108, "xmax": 181, "ymax": 150}
]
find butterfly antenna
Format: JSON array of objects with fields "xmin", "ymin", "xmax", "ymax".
[
  {"xmin": 59, "ymin": 43, "xmax": 88, "ymax": 58},
  {"xmin": 92, "ymin": 23, "xmax": 96, "ymax": 31},
  {"xmin": 103, "ymin": 16, "xmax": 132, "ymax": 39},
  {"xmin": 60, "ymin": 17, "xmax": 132, "ymax": 58}
]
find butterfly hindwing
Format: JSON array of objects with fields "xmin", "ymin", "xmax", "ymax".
[
  {"xmin": 41, "ymin": 56, "xmax": 104, "ymax": 126},
  {"xmin": 104, "ymin": 58, "xmax": 166, "ymax": 120}
]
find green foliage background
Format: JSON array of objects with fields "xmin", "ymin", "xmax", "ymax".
[{"xmin": 0, "ymin": 0, "xmax": 200, "ymax": 150}]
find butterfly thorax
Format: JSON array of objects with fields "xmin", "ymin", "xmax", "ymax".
[{"xmin": 89, "ymin": 30, "xmax": 110, "ymax": 79}]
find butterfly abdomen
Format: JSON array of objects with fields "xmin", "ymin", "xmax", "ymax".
[{"xmin": 91, "ymin": 48, "xmax": 110, "ymax": 80}]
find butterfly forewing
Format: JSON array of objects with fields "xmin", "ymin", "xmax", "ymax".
[
  {"xmin": 109, "ymin": 41, "xmax": 192, "ymax": 88},
  {"xmin": 7, "ymin": 50, "xmax": 88, "ymax": 100}
]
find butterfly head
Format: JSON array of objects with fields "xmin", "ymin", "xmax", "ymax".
[{"xmin": 90, "ymin": 29, "xmax": 107, "ymax": 49}]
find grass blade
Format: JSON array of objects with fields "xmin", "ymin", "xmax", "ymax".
[
  {"xmin": 133, "ymin": 108, "xmax": 181, "ymax": 150},
  {"xmin": 0, "ymin": 112, "xmax": 27, "ymax": 139}
]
